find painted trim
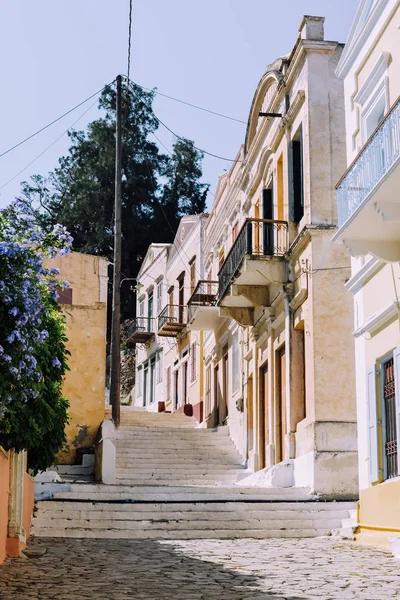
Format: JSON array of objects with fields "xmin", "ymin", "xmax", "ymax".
[
  {"xmin": 353, "ymin": 298, "xmax": 398, "ymax": 337},
  {"xmin": 354, "ymin": 52, "xmax": 392, "ymax": 105},
  {"xmin": 345, "ymin": 257, "xmax": 384, "ymax": 294},
  {"xmin": 336, "ymin": 0, "xmax": 391, "ymax": 79}
]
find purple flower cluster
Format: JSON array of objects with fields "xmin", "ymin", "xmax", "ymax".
[{"xmin": 0, "ymin": 199, "xmax": 72, "ymax": 411}]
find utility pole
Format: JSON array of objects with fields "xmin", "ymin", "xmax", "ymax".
[{"xmin": 110, "ymin": 74, "xmax": 122, "ymax": 428}]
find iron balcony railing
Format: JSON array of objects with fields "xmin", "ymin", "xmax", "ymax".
[
  {"xmin": 187, "ymin": 280, "xmax": 219, "ymax": 323},
  {"xmin": 218, "ymin": 218, "xmax": 288, "ymax": 300},
  {"xmin": 158, "ymin": 304, "xmax": 188, "ymax": 336},
  {"xmin": 336, "ymin": 96, "xmax": 400, "ymax": 228},
  {"xmin": 127, "ymin": 316, "xmax": 155, "ymax": 338}
]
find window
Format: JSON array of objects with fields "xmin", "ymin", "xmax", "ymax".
[
  {"xmin": 166, "ymin": 367, "xmax": 171, "ymax": 400},
  {"xmin": 156, "ymin": 352, "xmax": 163, "ymax": 384},
  {"xmin": 137, "ymin": 367, "xmax": 143, "ymax": 397},
  {"xmin": 218, "ymin": 248, "xmax": 225, "ymax": 271},
  {"xmin": 190, "ymin": 258, "xmax": 196, "ymax": 295},
  {"xmin": 190, "ymin": 342, "xmax": 196, "ymax": 383},
  {"xmin": 207, "ymin": 268, "xmax": 213, "ymax": 294},
  {"xmin": 232, "ymin": 333, "xmax": 240, "ymax": 394},
  {"xmin": 156, "ymin": 281, "xmax": 163, "ymax": 315},
  {"xmin": 139, "ymin": 299, "xmax": 144, "ymax": 317},
  {"xmin": 367, "ymin": 349, "xmax": 400, "ymax": 483},
  {"xmin": 57, "ymin": 287, "xmax": 73, "ymax": 305},
  {"xmin": 232, "ymin": 222, "xmax": 238, "ymax": 243},
  {"xmin": 289, "ymin": 124, "xmax": 304, "ymax": 223}
]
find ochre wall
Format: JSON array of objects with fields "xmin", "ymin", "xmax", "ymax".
[
  {"xmin": 44, "ymin": 252, "xmax": 108, "ymax": 464},
  {"xmin": 357, "ymin": 479, "xmax": 400, "ymax": 548},
  {"xmin": 0, "ymin": 449, "xmax": 9, "ymax": 564},
  {"xmin": 58, "ymin": 305, "xmax": 107, "ymax": 463}
]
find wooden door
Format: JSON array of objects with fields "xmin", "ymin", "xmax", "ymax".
[
  {"xmin": 221, "ymin": 347, "xmax": 229, "ymax": 424},
  {"xmin": 276, "ymin": 346, "xmax": 287, "ymax": 463},
  {"xmin": 213, "ymin": 364, "xmax": 219, "ymax": 427},
  {"xmin": 259, "ymin": 364, "xmax": 269, "ymax": 469}
]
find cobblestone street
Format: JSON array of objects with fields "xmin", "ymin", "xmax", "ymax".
[{"xmin": 0, "ymin": 537, "xmax": 399, "ymax": 599}]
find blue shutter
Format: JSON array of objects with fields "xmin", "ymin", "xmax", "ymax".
[
  {"xmin": 393, "ymin": 347, "xmax": 400, "ymax": 476},
  {"xmin": 366, "ymin": 366, "xmax": 379, "ymax": 484}
]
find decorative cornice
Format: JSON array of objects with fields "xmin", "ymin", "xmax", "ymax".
[
  {"xmin": 354, "ymin": 52, "xmax": 392, "ymax": 105},
  {"xmin": 353, "ymin": 298, "xmax": 398, "ymax": 338},
  {"xmin": 345, "ymin": 257, "xmax": 384, "ymax": 294}
]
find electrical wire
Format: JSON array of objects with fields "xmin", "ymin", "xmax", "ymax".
[
  {"xmin": 124, "ymin": 77, "xmax": 246, "ymax": 125},
  {"xmin": 0, "ymin": 97, "xmax": 100, "ymax": 191},
  {"xmin": 125, "ymin": 79, "xmax": 241, "ymax": 163},
  {"xmin": 0, "ymin": 81, "xmax": 115, "ymax": 160}
]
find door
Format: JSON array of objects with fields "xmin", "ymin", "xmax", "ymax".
[
  {"xmin": 183, "ymin": 362, "xmax": 188, "ymax": 405},
  {"xmin": 276, "ymin": 346, "xmax": 287, "ymax": 464},
  {"xmin": 150, "ymin": 357, "xmax": 156, "ymax": 404},
  {"xmin": 148, "ymin": 292, "xmax": 154, "ymax": 332},
  {"xmin": 213, "ymin": 364, "xmax": 220, "ymax": 427},
  {"xmin": 247, "ymin": 375, "xmax": 254, "ymax": 455},
  {"xmin": 173, "ymin": 370, "xmax": 179, "ymax": 410},
  {"xmin": 259, "ymin": 364, "xmax": 269, "ymax": 469},
  {"xmin": 143, "ymin": 365, "xmax": 149, "ymax": 407},
  {"xmin": 178, "ymin": 275, "xmax": 185, "ymax": 322},
  {"xmin": 221, "ymin": 346, "xmax": 229, "ymax": 424}
]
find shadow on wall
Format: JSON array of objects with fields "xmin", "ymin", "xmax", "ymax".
[{"xmin": 0, "ymin": 537, "xmax": 309, "ymax": 600}]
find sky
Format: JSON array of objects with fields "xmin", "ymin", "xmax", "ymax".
[{"xmin": 0, "ymin": 0, "xmax": 359, "ymax": 210}]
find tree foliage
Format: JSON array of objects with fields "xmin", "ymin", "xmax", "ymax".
[
  {"xmin": 0, "ymin": 200, "xmax": 71, "ymax": 472},
  {"xmin": 21, "ymin": 83, "xmax": 209, "ymax": 317}
]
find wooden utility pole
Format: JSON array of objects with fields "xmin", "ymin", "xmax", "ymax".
[{"xmin": 110, "ymin": 74, "xmax": 122, "ymax": 428}]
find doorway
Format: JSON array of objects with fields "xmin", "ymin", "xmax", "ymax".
[
  {"xmin": 276, "ymin": 345, "xmax": 287, "ymax": 464},
  {"xmin": 259, "ymin": 363, "xmax": 269, "ymax": 469},
  {"xmin": 173, "ymin": 370, "xmax": 179, "ymax": 410},
  {"xmin": 221, "ymin": 346, "xmax": 229, "ymax": 424}
]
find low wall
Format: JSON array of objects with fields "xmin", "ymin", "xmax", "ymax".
[
  {"xmin": 23, "ymin": 472, "xmax": 35, "ymax": 541},
  {"xmin": 0, "ymin": 448, "xmax": 9, "ymax": 564}
]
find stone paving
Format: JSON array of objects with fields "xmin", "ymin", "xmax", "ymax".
[{"xmin": 0, "ymin": 537, "xmax": 399, "ymax": 599}]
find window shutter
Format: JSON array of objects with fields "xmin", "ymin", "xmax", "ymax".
[
  {"xmin": 262, "ymin": 187, "xmax": 274, "ymax": 255},
  {"xmin": 393, "ymin": 347, "xmax": 400, "ymax": 476},
  {"xmin": 366, "ymin": 366, "xmax": 379, "ymax": 484},
  {"xmin": 288, "ymin": 139, "xmax": 295, "ymax": 221}
]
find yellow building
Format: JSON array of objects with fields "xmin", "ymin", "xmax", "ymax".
[
  {"xmin": 334, "ymin": 0, "xmax": 400, "ymax": 552},
  {"xmin": 46, "ymin": 251, "xmax": 108, "ymax": 464}
]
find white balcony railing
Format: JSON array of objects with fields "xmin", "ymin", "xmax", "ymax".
[{"xmin": 336, "ymin": 97, "xmax": 400, "ymax": 228}]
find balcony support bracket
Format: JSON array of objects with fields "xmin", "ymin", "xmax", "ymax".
[
  {"xmin": 219, "ymin": 307, "xmax": 255, "ymax": 327},
  {"xmin": 232, "ymin": 284, "xmax": 270, "ymax": 307}
]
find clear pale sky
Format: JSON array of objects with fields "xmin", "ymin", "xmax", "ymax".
[{"xmin": 0, "ymin": 0, "xmax": 359, "ymax": 210}]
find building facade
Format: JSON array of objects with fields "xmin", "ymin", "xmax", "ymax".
[
  {"xmin": 132, "ymin": 215, "xmax": 208, "ymax": 422},
  {"xmin": 47, "ymin": 251, "xmax": 109, "ymax": 464},
  {"xmin": 334, "ymin": 0, "xmax": 400, "ymax": 548},
  {"xmin": 133, "ymin": 16, "xmax": 358, "ymax": 499}
]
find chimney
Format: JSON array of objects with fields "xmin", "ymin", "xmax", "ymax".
[{"xmin": 298, "ymin": 16, "xmax": 325, "ymax": 41}]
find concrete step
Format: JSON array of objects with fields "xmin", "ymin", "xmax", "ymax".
[
  {"xmin": 114, "ymin": 439, "xmax": 237, "ymax": 448},
  {"xmin": 115, "ymin": 467, "xmax": 244, "ymax": 476},
  {"xmin": 114, "ymin": 457, "xmax": 244, "ymax": 466},
  {"xmin": 32, "ymin": 516, "xmax": 343, "ymax": 531},
  {"xmin": 114, "ymin": 462, "xmax": 244, "ymax": 470},
  {"xmin": 30, "ymin": 526, "xmax": 336, "ymax": 539}
]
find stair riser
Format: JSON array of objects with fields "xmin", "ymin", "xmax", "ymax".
[{"xmin": 30, "ymin": 528, "xmax": 334, "ymax": 539}]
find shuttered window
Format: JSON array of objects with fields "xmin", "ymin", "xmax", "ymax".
[
  {"xmin": 366, "ymin": 366, "xmax": 379, "ymax": 484},
  {"xmin": 190, "ymin": 342, "xmax": 196, "ymax": 383},
  {"xmin": 288, "ymin": 124, "xmax": 304, "ymax": 223}
]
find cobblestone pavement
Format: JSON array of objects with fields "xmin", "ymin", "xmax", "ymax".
[{"xmin": 0, "ymin": 537, "xmax": 399, "ymax": 599}]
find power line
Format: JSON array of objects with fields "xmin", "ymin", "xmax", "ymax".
[
  {"xmin": 154, "ymin": 113, "xmax": 241, "ymax": 163},
  {"xmin": 124, "ymin": 77, "xmax": 246, "ymax": 125},
  {"xmin": 0, "ymin": 97, "xmax": 100, "ymax": 191},
  {"xmin": 127, "ymin": 0, "xmax": 133, "ymax": 83},
  {"xmin": 0, "ymin": 82, "xmax": 114, "ymax": 160}
]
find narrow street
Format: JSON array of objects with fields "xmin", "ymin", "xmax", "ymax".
[{"xmin": 0, "ymin": 537, "xmax": 399, "ymax": 599}]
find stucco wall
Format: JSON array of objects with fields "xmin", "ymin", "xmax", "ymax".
[
  {"xmin": 0, "ymin": 448, "xmax": 9, "ymax": 564},
  {"xmin": 45, "ymin": 252, "xmax": 108, "ymax": 464},
  {"xmin": 58, "ymin": 305, "xmax": 107, "ymax": 463}
]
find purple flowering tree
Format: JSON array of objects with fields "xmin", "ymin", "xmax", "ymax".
[{"xmin": 0, "ymin": 199, "xmax": 72, "ymax": 472}]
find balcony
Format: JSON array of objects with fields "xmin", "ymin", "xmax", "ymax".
[
  {"xmin": 187, "ymin": 281, "xmax": 224, "ymax": 331},
  {"xmin": 158, "ymin": 305, "xmax": 188, "ymax": 337},
  {"xmin": 334, "ymin": 97, "xmax": 400, "ymax": 260},
  {"xmin": 218, "ymin": 219, "xmax": 288, "ymax": 322},
  {"xmin": 126, "ymin": 317, "xmax": 155, "ymax": 344}
]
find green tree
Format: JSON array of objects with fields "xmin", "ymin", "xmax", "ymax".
[{"xmin": 21, "ymin": 83, "xmax": 209, "ymax": 318}]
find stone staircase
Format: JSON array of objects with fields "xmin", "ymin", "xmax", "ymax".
[{"xmin": 32, "ymin": 408, "xmax": 356, "ymax": 540}]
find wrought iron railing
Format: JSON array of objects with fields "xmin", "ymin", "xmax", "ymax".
[
  {"xmin": 158, "ymin": 304, "xmax": 188, "ymax": 331},
  {"xmin": 127, "ymin": 316, "xmax": 155, "ymax": 337},
  {"xmin": 218, "ymin": 218, "xmax": 288, "ymax": 300},
  {"xmin": 187, "ymin": 281, "xmax": 218, "ymax": 323},
  {"xmin": 336, "ymin": 97, "xmax": 400, "ymax": 227}
]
